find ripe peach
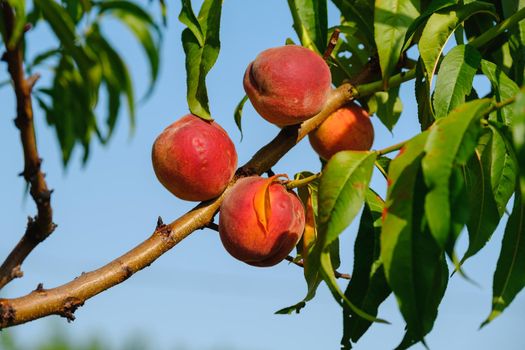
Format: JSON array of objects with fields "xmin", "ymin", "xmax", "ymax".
[
  {"xmin": 218, "ymin": 176, "xmax": 305, "ymax": 267},
  {"xmin": 308, "ymin": 103, "xmax": 374, "ymax": 160},
  {"xmin": 243, "ymin": 45, "xmax": 332, "ymax": 127},
  {"xmin": 152, "ymin": 114, "xmax": 238, "ymax": 201}
]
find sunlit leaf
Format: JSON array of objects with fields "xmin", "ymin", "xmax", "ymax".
[
  {"xmin": 318, "ymin": 151, "xmax": 377, "ymax": 249},
  {"xmin": 179, "ymin": 0, "xmax": 223, "ymax": 120},
  {"xmin": 233, "ymin": 95, "xmax": 248, "ymax": 141},
  {"xmin": 367, "ymin": 87, "xmax": 403, "ymax": 131},
  {"xmin": 374, "ymin": 0, "xmax": 419, "ymax": 85},
  {"xmin": 287, "ymin": 0, "xmax": 328, "ymax": 53},
  {"xmin": 433, "ymin": 44, "xmax": 481, "ymax": 119},
  {"xmin": 422, "ymin": 99, "xmax": 492, "ymax": 248},
  {"xmin": 418, "ymin": 2, "xmax": 496, "ymax": 88}
]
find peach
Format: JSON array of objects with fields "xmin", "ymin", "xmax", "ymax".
[
  {"xmin": 152, "ymin": 114, "xmax": 237, "ymax": 201},
  {"xmin": 243, "ymin": 45, "xmax": 332, "ymax": 127},
  {"xmin": 218, "ymin": 176, "xmax": 305, "ymax": 267},
  {"xmin": 308, "ymin": 103, "xmax": 374, "ymax": 160}
]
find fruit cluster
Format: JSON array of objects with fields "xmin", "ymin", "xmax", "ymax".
[{"xmin": 151, "ymin": 45, "xmax": 374, "ymax": 267}]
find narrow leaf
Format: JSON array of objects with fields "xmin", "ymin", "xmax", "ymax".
[
  {"xmin": 342, "ymin": 190, "xmax": 391, "ymax": 348},
  {"xmin": 233, "ymin": 95, "xmax": 248, "ymax": 141},
  {"xmin": 180, "ymin": 0, "xmax": 223, "ymax": 120},
  {"xmin": 422, "ymin": 99, "xmax": 492, "ymax": 248},
  {"xmin": 433, "ymin": 44, "xmax": 481, "ymax": 119},
  {"xmin": 418, "ymin": 2, "xmax": 496, "ymax": 88},
  {"xmin": 482, "ymin": 189, "xmax": 525, "ymax": 326},
  {"xmin": 287, "ymin": 0, "xmax": 328, "ymax": 52},
  {"xmin": 462, "ymin": 148, "xmax": 500, "ymax": 263},
  {"xmin": 481, "ymin": 59, "xmax": 520, "ymax": 125},
  {"xmin": 513, "ymin": 89, "xmax": 525, "ymax": 196},
  {"xmin": 374, "ymin": 0, "xmax": 420, "ymax": 84},
  {"xmin": 318, "ymin": 151, "xmax": 378, "ymax": 249}
]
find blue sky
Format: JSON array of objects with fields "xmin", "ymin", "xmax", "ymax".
[{"xmin": 0, "ymin": 1, "xmax": 524, "ymax": 349}]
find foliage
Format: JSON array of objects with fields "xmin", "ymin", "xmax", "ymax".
[{"xmin": 1, "ymin": 0, "xmax": 525, "ymax": 349}]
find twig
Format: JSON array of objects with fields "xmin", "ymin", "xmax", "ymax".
[
  {"xmin": 323, "ymin": 28, "xmax": 340, "ymax": 61},
  {"xmin": 0, "ymin": 59, "xmax": 416, "ymax": 330},
  {"xmin": 0, "ymin": 3, "xmax": 55, "ymax": 290},
  {"xmin": 285, "ymin": 256, "xmax": 350, "ymax": 280}
]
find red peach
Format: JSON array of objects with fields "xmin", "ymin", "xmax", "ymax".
[
  {"xmin": 243, "ymin": 45, "xmax": 332, "ymax": 127},
  {"xmin": 218, "ymin": 176, "xmax": 305, "ymax": 267},
  {"xmin": 152, "ymin": 114, "xmax": 238, "ymax": 201},
  {"xmin": 308, "ymin": 103, "xmax": 374, "ymax": 160}
]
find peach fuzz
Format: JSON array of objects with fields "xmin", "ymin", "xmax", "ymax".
[
  {"xmin": 151, "ymin": 114, "xmax": 237, "ymax": 201},
  {"xmin": 218, "ymin": 176, "xmax": 305, "ymax": 267},
  {"xmin": 243, "ymin": 45, "xmax": 332, "ymax": 127},
  {"xmin": 308, "ymin": 103, "xmax": 374, "ymax": 160}
]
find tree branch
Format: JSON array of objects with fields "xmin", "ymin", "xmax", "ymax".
[
  {"xmin": 0, "ymin": 59, "xmax": 417, "ymax": 329},
  {"xmin": 0, "ymin": 2, "xmax": 56, "ymax": 290}
]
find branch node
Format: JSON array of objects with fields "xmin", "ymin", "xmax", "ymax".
[
  {"xmin": 60, "ymin": 297, "xmax": 84, "ymax": 322},
  {"xmin": 10, "ymin": 265, "xmax": 23, "ymax": 279},
  {"xmin": 34, "ymin": 283, "xmax": 45, "ymax": 293},
  {"xmin": 0, "ymin": 301, "xmax": 15, "ymax": 328},
  {"xmin": 26, "ymin": 73, "xmax": 41, "ymax": 90},
  {"xmin": 155, "ymin": 217, "xmax": 171, "ymax": 235},
  {"xmin": 266, "ymin": 168, "xmax": 275, "ymax": 177}
]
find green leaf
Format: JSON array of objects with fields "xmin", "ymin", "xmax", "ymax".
[
  {"xmin": 433, "ymin": 44, "xmax": 481, "ymax": 119},
  {"xmin": 462, "ymin": 147, "xmax": 500, "ymax": 264},
  {"xmin": 341, "ymin": 190, "xmax": 391, "ymax": 348},
  {"xmin": 178, "ymin": 0, "xmax": 204, "ymax": 46},
  {"xmin": 418, "ymin": 2, "xmax": 496, "ymax": 88},
  {"xmin": 180, "ymin": 0, "xmax": 223, "ymax": 120},
  {"xmin": 403, "ymin": 0, "xmax": 458, "ymax": 51},
  {"xmin": 99, "ymin": 2, "xmax": 161, "ymax": 98},
  {"xmin": 514, "ymin": 89, "xmax": 525, "ymax": 196},
  {"xmin": 367, "ymin": 86, "xmax": 403, "ymax": 131},
  {"xmin": 233, "ymin": 95, "xmax": 248, "ymax": 141},
  {"xmin": 481, "ymin": 59, "xmax": 520, "ymax": 125},
  {"xmin": 87, "ymin": 28, "xmax": 135, "ymax": 137},
  {"xmin": 415, "ymin": 59, "xmax": 435, "ymax": 130},
  {"xmin": 316, "ymin": 151, "xmax": 385, "ymax": 323},
  {"xmin": 482, "ymin": 189, "xmax": 525, "ymax": 327},
  {"xmin": 287, "ymin": 0, "xmax": 328, "ymax": 53},
  {"xmin": 276, "ymin": 172, "xmax": 321, "ymax": 314},
  {"xmin": 374, "ymin": 0, "xmax": 420, "ymax": 84},
  {"xmin": 381, "ymin": 132, "xmax": 448, "ymax": 347},
  {"xmin": 35, "ymin": 0, "xmax": 99, "ymax": 85},
  {"xmin": 331, "ymin": 0, "xmax": 374, "ymax": 46},
  {"xmin": 422, "ymin": 99, "xmax": 492, "ymax": 248},
  {"xmin": 318, "ymin": 151, "xmax": 378, "ymax": 249},
  {"xmin": 488, "ymin": 125, "xmax": 518, "ymax": 216}
]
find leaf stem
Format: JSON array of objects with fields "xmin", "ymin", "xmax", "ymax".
[
  {"xmin": 470, "ymin": 8, "xmax": 525, "ymax": 49},
  {"xmin": 284, "ymin": 256, "xmax": 351, "ymax": 280},
  {"xmin": 285, "ymin": 172, "xmax": 321, "ymax": 190},
  {"xmin": 356, "ymin": 68, "xmax": 416, "ymax": 97},
  {"xmin": 376, "ymin": 140, "xmax": 407, "ymax": 156}
]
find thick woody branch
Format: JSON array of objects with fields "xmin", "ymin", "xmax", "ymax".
[
  {"xmin": 0, "ymin": 64, "xmax": 416, "ymax": 329},
  {"xmin": 0, "ymin": 3, "xmax": 55, "ymax": 289}
]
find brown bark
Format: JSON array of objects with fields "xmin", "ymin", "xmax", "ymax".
[{"xmin": 0, "ymin": 2, "xmax": 55, "ymax": 290}]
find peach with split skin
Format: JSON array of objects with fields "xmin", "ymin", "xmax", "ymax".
[
  {"xmin": 151, "ymin": 114, "xmax": 238, "ymax": 201},
  {"xmin": 218, "ymin": 176, "xmax": 305, "ymax": 267},
  {"xmin": 243, "ymin": 45, "xmax": 332, "ymax": 127},
  {"xmin": 308, "ymin": 103, "xmax": 374, "ymax": 160}
]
